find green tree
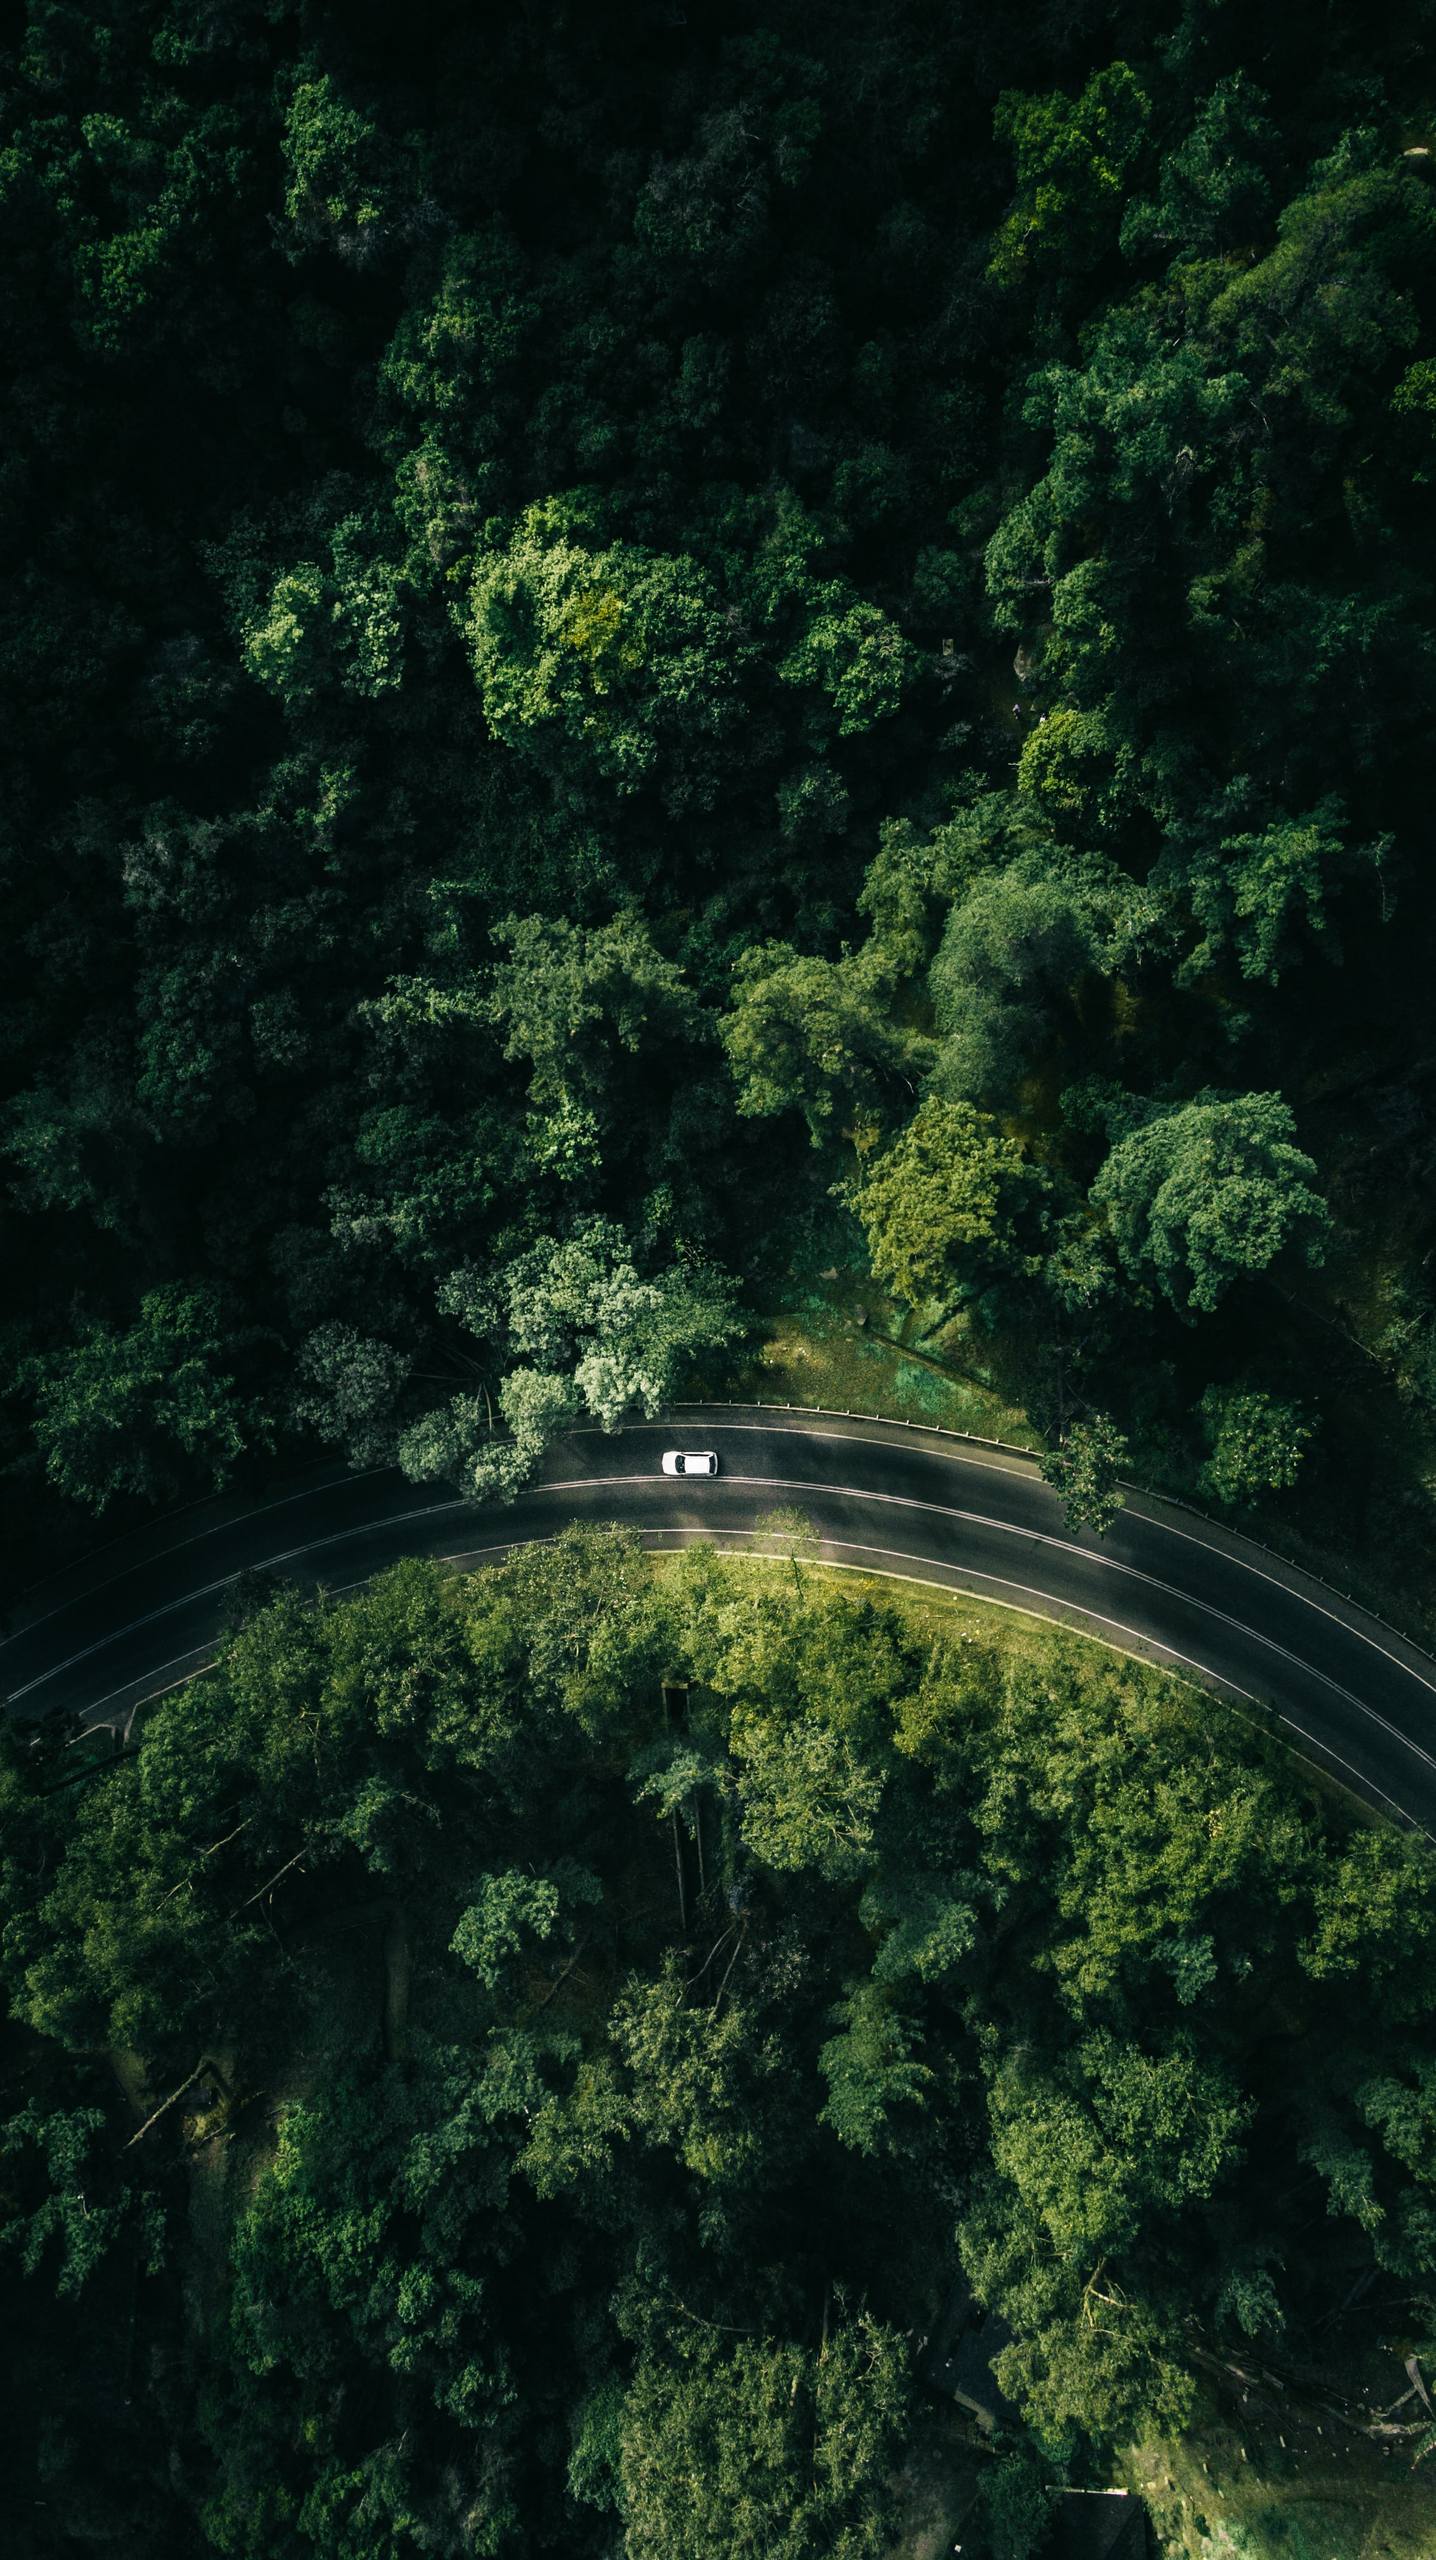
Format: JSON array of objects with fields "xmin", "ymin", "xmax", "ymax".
[
  {"xmin": 819, "ymin": 1980, "xmax": 934, "ymax": 2157},
  {"xmin": 1197, "ymin": 1387, "xmax": 1315, "ymax": 1508},
  {"xmin": 280, "ymin": 63, "xmax": 410, "ymax": 263},
  {"xmin": 855, "ymin": 1097, "xmax": 1049, "ymax": 1316},
  {"xmin": 293, "ymin": 1323, "xmax": 412, "ymax": 1469},
  {"xmin": 1119, "ymin": 74, "xmax": 1277, "ymax": 258},
  {"xmin": 611, "ymin": 1960, "xmax": 777, "ymax": 2187},
  {"xmin": 990, "ymin": 63, "xmax": 1152, "ymax": 287},
  {"xmin": 978, "ymin": 2453, "xmax": 1057, "ymax": 2560},
  {"xmin": 484, "ymin": 912, "xmax": 699, "ymax": 1116},
  {"xmin": 466, "ymin": 498, "xmax": 747, "ymax": 809},
  {"xmin": 1015, "ymin": 707, "xmax": 1135, "ymax": 840},
  {"xmin": 28, "ymin": 1286, "xmax": 259, "ymax": 1513},
  {"xmin": 930, "ymin": 856, "xmax": 1107, "ymax": 1106},
  {"xmin": 1, "ymin": 2103, "xmax": 164, "ymax": 2300},
  {"xmin": 1167, "ymin": 789, "xmax": 1390, "ymax": 985},
  {"xmin": 777, "ymin": 588, "xmax": 916, "ymax": 737},
  {"xmin": 1091, "ymin": 1092, "xmax": 1330, "ymax": 1316},
  {"xmin": 615, "ymin": 2318, "xmax": 909, "ymax": 2560},
  {"xmin": 722, "ymin": 943, "xmax": 921, "ymax": 1146},
  {"xmin": 241, "ymin": 516, "xmax": 407, "ymax": 707},
  {"xmin": 1040, "ymin": 1413, "xmax": 1129, "ymax": 1537}
]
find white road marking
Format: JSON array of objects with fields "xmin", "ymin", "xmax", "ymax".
[
  {"xmin": 12, "ymin": 1458, "xmax": 1436, "ymax": 1818},
  {"xmin": 541, "ymin": 1475, "xmax": 1436, "ymax": 1777},
  {"xmin": 0, "ymin": 1464, "xmax": 399, "ymax": 1655},
  {"xmin": 615, "ymin": 1418, "xmax": 1436, "ymax": 1703},
  {"xmin": 14, "ymin": 1462, "xmax": 1433, "ymax": 1781},
  {"xmin": 1, "ymin": 1494, "xmax": 473, "ymax": 1703}
]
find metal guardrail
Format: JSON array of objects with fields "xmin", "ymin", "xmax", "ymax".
[{"xmin": 674, "ymin": 1394, "xmax": 1038, "ymax": 1459}]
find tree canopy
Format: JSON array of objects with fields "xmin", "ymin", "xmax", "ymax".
[
  {"xmin": 6, "ymin": 0, "xmax": 1436, "ymax": 2543},
  {"xmin": 6, "ymin": 1538, "xmax": 1436, "ymax": 2552},
  {"xmin": 1, "ymin": 0, "xmax": 1434, "ymax": 1582}
]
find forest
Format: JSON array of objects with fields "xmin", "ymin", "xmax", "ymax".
[
  {"xmin": 4, "ymin": 0, "xmax": 1436, "ymax": 1568},
  {"xmin": 5, "ymin": 0, "xmax": 1436, "ymax": 2550},
  {"xmin": 7, "ymin": 1532, "xmax": 1436, "ymax": 2555}
]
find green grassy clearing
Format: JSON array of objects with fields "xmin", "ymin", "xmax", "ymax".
[
  {"xmin": 1130, "ymin": 2384, "xmax": 1436, "ymax": 2560},
  {"xmin": 731, "ymin": 1268, "xmax": 1040, "ymax": 1446}
]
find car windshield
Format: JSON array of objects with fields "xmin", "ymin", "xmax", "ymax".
[{"xmin": 674, "ymin": 1455, "xmax": 685, "ymax": 1472}]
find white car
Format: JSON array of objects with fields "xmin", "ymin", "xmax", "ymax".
[{"xmin": 661, "ymin": 1449, "xmax": 719, "ymax": 1477}]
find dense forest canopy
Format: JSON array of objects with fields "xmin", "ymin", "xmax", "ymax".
[
  {"xmin": 6, "ymin": 1535, "xmax": 1436, "ymax": 2554},
  {"xmin": 4, "ymin": 0, "xmax": 1436, "ymax": 1567},
  {"xmin": 7, "ymin": 1, "xmax": 1436, "ymax": 2551}
]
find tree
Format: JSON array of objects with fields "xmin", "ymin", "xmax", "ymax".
[
  {"xmin": 615, "ymin": 2319, "xmax": 909, "ymax": 2560},
  {"xmin": 819, "ymin": 1981, "xmax": 934, "ymax": 2156},
  {"xmin": 1163, "ymin": 788, "xmax": 1390, "ymax": 985},
  {"xmin": 990, "ymin": 63, "xmax": 1152, "ymax": 288},
  {"xmin": 965, "ymin": 2032, "xmax": 1249, "ymax": 2439},
  {"xmin": 1040, "ymin": 1414, "xmax": 1129, "ymax": 1537},
  {"xmin": 280, "ymin": 63, "xmax": 412, "ymax": 264},
  {"xmin": 450, "ymin": 1864, "xmax": 599, "ymax": 1994},
  {"xmin": 722, "ymin": 942, "xmax": 920, "ymax": 1146},
  {"xmin": 28, "ymin": 1286, "xmax": 259, "ymax": 1513},
  {"xmin": 1197, "ymin": 1387, "xmax": 1315, "ymax": 1508},
  {"xmin": 379, "ymin": 221, "xmax": 536, "ymax": 456},
  {"xmin": 855, "ymin": 1097, "xmax": 1049, "ymax": 1316},
  {"xmin": 484, "ymin": 912, "xmax": 699, "ymax": 1115},
  {"xmin": 399, "ymin": 1220, "xmax": 739, "ymax": 1499},
  {"xmin": 1119, "ymin": 73, "xmax": 1277, "ymax": 259},
  {"xmin": 611, "ymin": 1961, "xmax": 777, "ymax": 2187},
  {"xmin": 241, "ymin": 516, "xmax": 407, "ymax": 707},
  {"xmin": 1, "ymin": 2103, "xmax": 164, "ymax": 2300},
  {"xmin": 1091, "ymin": 1092, "xmax": 1330, "ymax": 1316},
  {"xmin": 929, "ymin": 856, "xmax": 1107, "ymax": 1106},
  {"xmin": 1015, "ymin": 707, "xmax": 1135, "ymax": 840},
  {"xmin": 293, "ymin": 1323, "xmax": 412, "ymax": 1469},
  {"xmin": 978, "ymin": 2453, "xmax": 1057, "ymax": 2560},
  {"xmin": 777, "ymin": 587, "xmax": 916, "ymax": 736},
  {"xmin": 466, "ymin": 498, "xmax": 747, "ymax": 809}
]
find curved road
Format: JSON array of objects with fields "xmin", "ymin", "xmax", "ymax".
[{"xmin": 5, "ymin": 1405, "xmax": 1436, "ymax": 1837}]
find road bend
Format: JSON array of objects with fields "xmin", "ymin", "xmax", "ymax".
[{"xmin": 4, "ymin": 1407, "xmax": 1436, "ymax": 1837}]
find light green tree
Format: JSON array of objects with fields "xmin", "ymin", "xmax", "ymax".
[
  {"xmin": 242, "ymin": 515, "xmax": 406, "ymax": 707},
  {"xmin": 397, "ymin": 1221, "xmax": 739, "ymax": 1499},
  {"xmin": 855, "ymin": 1096, "xmax": 1049, "ymax": 1315},
  {"xmin": 467, "ymin": 498, "xmax": 746, "ymax": 806},
  {"xmin": 615, "ymin": 2318, "xmax": 909, "ymax": 2560},
  {"xmin": 1091, "ymin": 1091, "xmax": 1330, "ymax": 1315},
  {"xmin": 280, "ymin": 64, "xmax": 408, "ymax": 262}
]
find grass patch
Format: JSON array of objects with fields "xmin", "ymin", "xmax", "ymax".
[
  {"xmin": 1129, "ymin": 2382, "xmax": 1436, "ymax": 2560},
  {"xmin": 729, "ymin": 1267, "xmax": 1040, "ymax": 1446}
]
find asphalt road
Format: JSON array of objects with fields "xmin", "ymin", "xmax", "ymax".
[{"xmin": 5, "ymin": 1404, "xmax": 1436, "ymax": 1836}]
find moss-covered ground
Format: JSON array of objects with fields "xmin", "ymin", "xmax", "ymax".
[
  {"xmin": 727, "ymin": 1267, "xmax": 1039, "ymax": 1447},
  {"xmin": 1129, "ymin": 2379, "xmax": 1436, "ymax": 2560}
]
